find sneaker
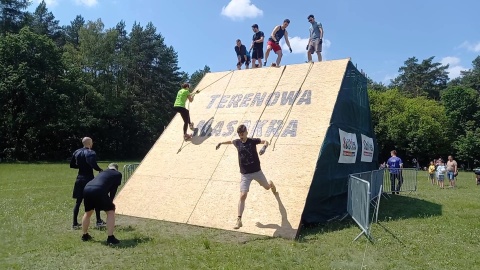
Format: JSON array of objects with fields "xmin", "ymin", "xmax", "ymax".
[
  {"xmin": 269, "ymin": 181, "xmax": 277, "ymax": 194},
  {"xmin": 263, "ymin": 61, "xmax": 267, "ymax": 66},
  {"xmin": 107, "ymin": 235, "xmax": 120, "ymax": 245},
  {"xmin": 81, "ymin": 233, "xmax": 92, "ymax": 241},
  {"xmin": 233, "ymin": 218, "xmax": 242, "ymax": 229},
  {"xmin": 96, "ymin": 220, "xmax": 106, "ymax": 228},
  {"xmin": 189, "ymin": 122, "xmax": 195, "ymax": 131},
  {"xmin": 184, "ymin": 134, "xmax": 192, "ymax": 141},
  {"xmin": 72, "ymin": 223, "xmax": 81, "ymax": 230}
]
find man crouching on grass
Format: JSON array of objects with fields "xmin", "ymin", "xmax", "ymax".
[
  {"xmin": 81, "ymin": 163, "xmax": 122, "ymax": 244},
  {"xmin": 216, "ymin": 124, "xmax": 277, "ymax": 230}
]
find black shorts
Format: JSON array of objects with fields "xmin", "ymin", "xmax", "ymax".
[
  {"xmin": 72, "ymin": 174, "xmax": 94, "ymax": 199},
  {"xmin": 83, "ymin": 187, "xmax": 115, "ymax": 212},
  {"xmin": 252, "ymin": 47, "xmax": 264, "ymax": 59},
  {"xmin": 237, "ymin": 57, "xmax": 250, "ymax": 66}
]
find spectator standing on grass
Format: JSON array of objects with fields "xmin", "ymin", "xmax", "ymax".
[
  {"xmin": 436, "ymin": 159, "xmax": 446, "ymax": 189},
  {"xmin": 70, "ymin": 137, "xmax": 105, "ymax": 229},
  {"xmin": 446, "ymin": 155, "xmax": 458, "ymax": 188},
  {"xmin": 387, "ymin": 150, "xmax": 403, "ymax": 194},
  {"xmin": 428, "ymin": 161, "xmax": 436, "ymax": 185}
]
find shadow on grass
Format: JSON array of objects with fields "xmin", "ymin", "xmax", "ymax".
[
  {"xmin": 298, "ymin": 194, "xmax": 442, "ymax": 242},
  {"xmin": 99, "ymin": 236, "xmax": 153, "ymax": 249}
]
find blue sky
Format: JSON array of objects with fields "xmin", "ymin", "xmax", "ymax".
[{"xmin": 32, "ymin": 0, "xmax": 480, "ymax": 84}]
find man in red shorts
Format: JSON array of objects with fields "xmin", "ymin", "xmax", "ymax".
[{"xmin": 264, "ymin": 19, "xmax": 292, "ymax": 67}]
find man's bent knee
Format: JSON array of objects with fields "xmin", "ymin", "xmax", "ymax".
[{"xmin": 239, "ymin": 192, "xmax": 248, "ymax": 201}]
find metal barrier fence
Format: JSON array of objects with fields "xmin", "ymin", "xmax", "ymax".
[
  {"xmin": 348, "ymin": 176, "xmax": 371, "ymax": 240},
  {"xmin": 383, "ymin": 168, "xmax": 418, "ymax": 194},
  {"xmin": 348, "ymin": 169, "xmax": 384, "ymax": 241},
  {"xmin": 123, "ymin": 163, "xmax": 140, "ymax": 184},
  {"xmin": 350, "ymin": 169, "xmax": 385, "ymax": 202}
]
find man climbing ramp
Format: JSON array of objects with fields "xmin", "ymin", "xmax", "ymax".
[
  {"xmin": 173, "ymin": 83, "xmax": 195, "ymax": 140},
  {"xmin": 216, "ymin": 124, "xmax": 277, "ymax": 229},
  {"xmin": 264, "ymin": 19, "xmax": 292, "ymax": 67}
]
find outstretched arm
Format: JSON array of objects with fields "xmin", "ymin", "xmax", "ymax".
[
  {"xmin": 259, "ymin": 140, "xmax": 269, "ymax": 155},
  {"xmin": 216, "ymin": 140, "xmax": 233, "ymax": 150}
]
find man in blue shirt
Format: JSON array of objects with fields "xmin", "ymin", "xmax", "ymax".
[
  {"xmin": 306, "ymin": 14, "xmax": 324, "ymax": 62},
  {"xmin": 70, "ymin": 137, "xmax": 105, "ymax": 229},
  {"xmin": 387, "ymin": 150, "xmax": 403, "ymax": 194}
]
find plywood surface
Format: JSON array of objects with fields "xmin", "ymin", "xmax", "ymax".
[{"xmin": 114, "ymin": 59, "xmax": 350, "ymax": 239}]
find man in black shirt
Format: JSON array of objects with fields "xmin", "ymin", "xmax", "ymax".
[
  {"xmin": 250, "ymin": 24, "xmax": 264, "ymax": 68},
  {"xmin": 80, "ymin": 163, "xmax": 122, "ymax": 244},
  {"xmin": 216, "ymin": 125, "xmax": 276, "ymax": 229},
  {"xmin": 69, "ymin": 137, "xmax": 105, "ymax": 229},
  {"xmin": 234, "ymin": 39, "xmax": 250, "ymax": 70}
]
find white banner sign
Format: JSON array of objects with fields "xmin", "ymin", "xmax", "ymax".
[
  {"xmin": 338, "ymin": 129, "xmax": 357, "ymax": 163},
  {"xmin": 361, "ymin": 134, "xmax": 374, "ymax": 162}
]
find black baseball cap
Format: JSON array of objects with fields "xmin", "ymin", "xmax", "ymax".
[{"xmin": 252, "ymin": 24, "xmax": 258, "ymax": 28}]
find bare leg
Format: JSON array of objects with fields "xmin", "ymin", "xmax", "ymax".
[
  {"xmin": 275, "ymin": 50, "xmax": 283, "ymax": 66},
  {"xmin": 317, "ymin": 52, "xmax": 322, "ymax": 62},
  {"xmin": 82, "ymin": 210, "xmax": 94, "ymax": 234},
  {"xmin": 238, "ymin": 192, "xmax": 248, "ymax": 217},
  {"xmin": 307, "ymin": 51, "xmax": 312, "ymax": 62},
  {"xmin": 264, "ymin": 46, "xmax": 272, "ymax": 65},
  {"xmin": 106, "ymin": 210, "xmax": 115, "ymax": 236}
]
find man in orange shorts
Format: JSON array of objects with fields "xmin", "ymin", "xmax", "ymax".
[{"xmin": 264, "ymin": 19, "xmax": 292, "ymax": 67}]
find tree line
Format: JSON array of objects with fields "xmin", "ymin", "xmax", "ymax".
[
  {"xmin": 368, "ymin": 56, "xmax": 480, "ymax": 168},
  {"xmin": 0, "ymin": 0, "xmax": 209, "ymax": 161},
  {"xmin": 1, "ymin": 1, "xmax": 479, "ymax": 168}
]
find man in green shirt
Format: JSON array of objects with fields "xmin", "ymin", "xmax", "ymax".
[{"xmin": 174, "ymin": 83, "xmax": 195, "ymax": 140}]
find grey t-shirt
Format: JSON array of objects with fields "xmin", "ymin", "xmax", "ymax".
[{"xmin": 309, "ymin": 21, "xmax": 322, "ymax": 40}]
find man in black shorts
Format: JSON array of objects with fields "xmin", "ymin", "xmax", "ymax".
[
  {"xmin": 81, "ymin": 163, "xmax": 122, "ymax": 244},
  {"xmin": 235, "ymin": 39, "xmax": 250, "ymax": 70},
  {"xmin": 250, "ymin": 24, "xmax": 264, "ymax": 68},
  {"xmin": 70, "ymin": 137, "xmax": 105, "ymax": 229},
  {"xmin": 216, "ymin": 125, "xmax": 276, "ymax": 229}
]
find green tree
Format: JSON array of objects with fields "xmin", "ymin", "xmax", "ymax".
[
  {"xmin": 459, "ymin": 56, "xmax": 480, "ymax": 92},
  {"xmin": 0, "ymin": 28, "xmax": 73, "ymax": 160},
  {"xmin": 441, "ymin": 86, "xmax": 480, "ymax": 136},
  {"xmin": 391, "ymin": 56, "xmax": 449, "ymax": 99},
  {"xmin": 369, "ymin": 89, "xmax": 451, "ymax": 164},
  {"xmin": 28, "ymin": 0, "xmax": 63, "ymax": 45},
  {"xmin": 453, "ymin": 128, "xmax": 480, "ymax": 168},
  {"xmin": 189, "ymin": 65, "xmax": 211, "ymax": 90},
  {"xmin": 0, "ymin": 0, "xmax": 29, "ymax": 35},
  {"xmin": 64, "ymin": 15, "xmax": 85, "ymax": 47}
]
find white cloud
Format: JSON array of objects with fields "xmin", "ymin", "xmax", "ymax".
[
  {"xmin": 440, "ymin": 56, "xmax": 461, "ymax": 66},
  {"xmin": 35, "ymin": 0, "xmax": 59, "ymax": 7},
  {"xmin": 382, "ymin": 74, "xmax": 396, "ymax": 84},
  {"xmin": 281, "ymin": 37, "xmax": 331, "ymax": 56},
  {"xmin": 75, "ymin": 0, "xmax": 98, "ymax": 7},
  {"xmin": 221, "ymin": 0, "xmax": 263, "ymax": 21},
  {"xmin": 458, "ymin": 41, "xmax": 480, "ymax": 52},
  {"xmin": 440, "ymin": 56, "xmax": 467, "ymax": 79}
]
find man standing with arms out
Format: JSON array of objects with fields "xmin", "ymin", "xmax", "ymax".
[
  {"xmin": 70, "ymin": 137, "xmax": 105, "ymax": 229},
  {"xmin": 387, "ymin": 150, "xmax": 403, "ymax": 194},
  {"xmin": 446, "ymin": 155, "xmax": 458, "ymax": 188},
  {"xmin": 215, "ymin": 125, "xmax": 277, "ymax": 229},
  {"xmin": 306, "ymin": 14, "xmax": 323, "ymax": 62},
  {"xmin": 264, "ymin": 19, "xmax": 292, "ymax": 67},
  {"xmin": 250, "ymin": 24, "xmax": 264, "ymax": 68},
  {"xmin": 81, "ymin": 163, "xmax": 122, "ymax": 244},
  {"xmin": 234, "ymin": 39, "xmax": 250, "ymax": 70}
]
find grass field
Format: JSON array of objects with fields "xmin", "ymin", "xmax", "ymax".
[{"xmin": 1, "ymin": 163, "xmax": 479, "ymax": 270}]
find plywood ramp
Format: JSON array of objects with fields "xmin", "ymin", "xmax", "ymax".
[{"xmin": 114, "ymin": 59, "xmax": 350, "ymax": 239}]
